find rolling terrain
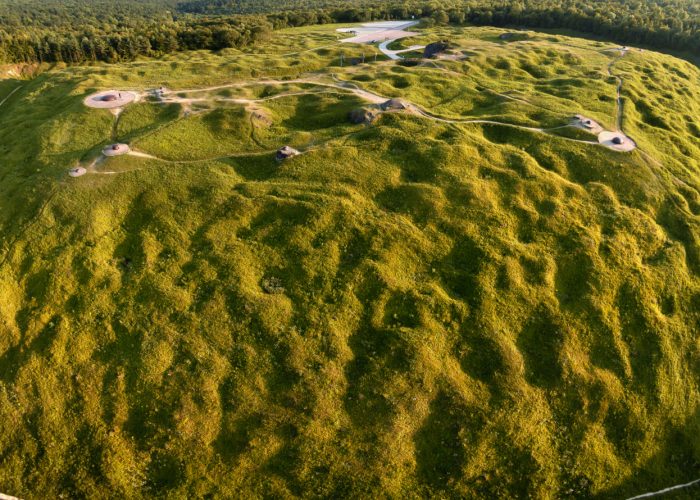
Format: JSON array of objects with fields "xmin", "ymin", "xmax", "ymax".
[{"xmin": 0, "ymin": 24, "xmax": 699, "ymax": 498}]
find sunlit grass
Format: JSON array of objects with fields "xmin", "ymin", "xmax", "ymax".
[{"xmin": 0, "ymin": 24, "xmax": 698, "ymax": 499}]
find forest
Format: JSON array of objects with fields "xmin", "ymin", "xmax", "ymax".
[{"xmin": 0, "ymin": 0, "xmax": 698, "ymax": 65}]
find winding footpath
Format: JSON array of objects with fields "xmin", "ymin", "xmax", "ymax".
[
  {"xmin": 160, "ymin": 76, "xmax": 600, "ymax": 147},
  {"xmin": 626, "ymin": 478, "xmax": 700, "ymax": 500},
  {"xmin": 607, "ymin": 48, "xmax": 628, "ymax": 132},
  {"xmin": 83, "ymin": 74, "xmax": 623, "ymax": 174},
  {"xmin": 79, "ymin": 37, "xmax": 654, "ymax": 175},
  {"xmin": 0, "ymin": 85, "xmax": 21, "ymax": 111}
]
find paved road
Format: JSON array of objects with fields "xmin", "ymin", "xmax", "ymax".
[
  {"xmin": 378, "ymin": 40, "xmax": 426, "ymax": 60},
  {"xmin": 339, "ymin": 20, "xmax": 424, "ymax": 60}
]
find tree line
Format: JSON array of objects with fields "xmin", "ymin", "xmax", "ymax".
[
  {"xmin": 0, "ymin": 19, "xmax": 273, "ymax": 63},
  {"xmin": 0, "ymin": 0, "xmax": 698, "ymax": 64}
]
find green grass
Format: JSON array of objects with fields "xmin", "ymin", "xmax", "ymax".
[{"xmin": 0, "ymin": 24, "xmax": 698, "ymax": 499}]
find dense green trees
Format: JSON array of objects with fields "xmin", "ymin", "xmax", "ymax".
[
  {"xmin": 0, "ymin": 0, "xmax": 273, "ymax": 63},
  {"xmin": 0, "ymin": 0, "xmax": 698, "ymax": 64},
  {"xmin": 258, "ymin": 0, "xmax": 700, "ymax": 54},
  {"xmin": 184, "ymin": 0, "xmax": 700, "ymax": 54}
]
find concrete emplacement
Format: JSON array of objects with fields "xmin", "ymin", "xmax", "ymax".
[
  {"xmin": 381, "ymin": 98, "xmax": 409, "ymax": 111},
  {"xmin": 598, "ymin": 131, "xmax": 636, "ymax": 152},
  {"xmin": 276, "ymin": 146, "xmax": 300, "ymax": 161},
  {"xmin": 84, "ymin": 90, "xmax": 137, "ymax": 109},
  {"xmin": 103, "ymin": 143, "xmax": 131, "ymax": 156},
  {"xmin": 572, "ymin": 114, "xmax": 604, "ymax": 135},
  {"xmin": 68, "ymin": 167, "xmax": 87, "ymax": 177}
]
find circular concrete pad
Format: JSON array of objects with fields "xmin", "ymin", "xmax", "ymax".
[
  {"xmin": 84, "ymin": 90, "xmax": 137, "ymax": 109},
  {"xmin": 599, "ymin": 131, "xmax": 636, "ymax": 152},
  {"xmin": 68, "ymin": 167, "xmax": 87, "ymax": 177},
  {"xmin": 103, "ymin": 143, "xmax": 131, "ymax": 156}
]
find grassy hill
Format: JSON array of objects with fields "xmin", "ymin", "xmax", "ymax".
[{"xmin": 0, "ymin": 24, "xmax": 698, "ymax": 498}]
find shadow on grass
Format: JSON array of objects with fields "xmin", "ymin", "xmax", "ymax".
[
  {"xmin": 597, "ymin": 407, "xmax": 700, "ymax": 499},
  {"xmin": 223, "ymin": 154, "xmax": 279, "ymax": 181}
]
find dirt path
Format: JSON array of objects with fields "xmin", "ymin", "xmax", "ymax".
[
  {"xmin": 158, "ymin": 76, "xmax": 610, "ymax": 152},
  {"xmin": 279, "ymin": 43, "xmax": 337, "ymax": 57},
  {"xmin": 0, "ymin": 184, "xmax": 58, "ymax": 268},
  {"xmin": 157, "ymin": 75, "xmax": 602, "ymax": 155},
  {"xmin": 607, "ymin": 49, "xmax": 627, "ymax": 131},
  {"xmin": 161, "ymin": 78, "xmax": 387, "ymax": 104},
  {"xmin": 86, "ymin": 39, "xmax": 645, "ymax": 177},
  {"xmin": 111, "ymin": 112, "xmax": 122, "ymax": 141},
  {"xmin": 160, "ymin": 89, "xmax": 346, "ymax": 106},
  {"xmin": 130, "ymin": 148, "xmax": 278, "ymax": 165},
  {"xmin": 104, "ymin": 126, "xmax": 378, "ymax": 171},
  {"xmin": 412, "ymin": 107, "xmax": 598, "ymax": 144},
  {"xmin": 128, "ymin": 150, "xmax": 158, "ymax": 160},
  {"xmin": 597, "ymin": 49, "xmax": 694, "ymax": 214},
  {"xmin": 423, "ymin": 60, "xmax": 572, "ymax": 117},
  {"xmin": 328, "ymin": 76, "xmax": 598, "ymax": 143},
  {"xmin": 626, "ymin": 478, "xmax": 700, "ymax": 500},
  {"xmin": 0, "ymin": 85, "xmax": 21, "ymax": 110}
]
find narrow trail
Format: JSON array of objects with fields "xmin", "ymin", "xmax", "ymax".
[
  {"xmin": 127, "ymin": 151, "xmax": 158, "ymax": 160},
  {"xmin": 160, "ymin": 88, "xmax": 346, "ymax": 106},
  {"xmin": 248, "ymin": 113, "xmax": 266, "ymax": 149},
  {"xmin": 554, "ymin": 44, "xmax": 628, "ymax": 135},
  {"xmin": 607, "ymin": 49, "xmax": 627, "ymax": 132},
  {"xmin": 110, "ymin": 110, "xmax": 122, "ymax": 141},
  {"xmin": 281, "ymin": 42, "xmax": 339, "ymax": 58},
  {"xmin": 162, "ymin": 74, "xmax": 580, "ymax": 141},
  {"xmin": 100, "ymin": 126, "xmax": 376, "ymax": 171},
  {"xmin": 154, "ymin": 75, "xmax": 609, "ymax": 163},
  {"xmin": 161, "ymin": 78, "xmax": 387, "ymax": 105},
  {"xmin": 0, "ymin": 185, "xmax": 59, "ymax": 268},
  {"xmin": 626, "ymin": 478, "xmax": 700, "ymax": 500},
  {"xmin": 0, "ymin": 85, "xmax": 22, "ymax": 111},
  {"xmin": 125, "ymin": 148, "xmax": 277, "ymax": 166},
  {"xmin": 329, "ymin": 75, "xmax": 598, "ymax": 144},
  {"xmin": 90, "ymin": 40, "xmax": 659, "ymax": 177},
  {"xmin": 423, "ymin": 60, "xmax": 572, "ymax": 118},
  {"xmin": 413, "ymin": 106, "xmax": 598, "ymax": 144},
  {"xmin": 601, "ymin": 49, "xmax": 696, "ymax": 217}
]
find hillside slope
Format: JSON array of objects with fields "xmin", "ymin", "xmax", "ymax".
[{"xmin": 0, "ymin": 25, "xmax": 698, "ymax": 498}]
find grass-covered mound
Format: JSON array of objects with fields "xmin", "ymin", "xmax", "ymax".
[{"xmin": 0, "ymin": 24, "xmax": 698, "ymax": 498}]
